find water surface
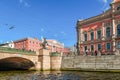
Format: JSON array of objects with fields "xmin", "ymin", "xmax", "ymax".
[{"xmin": 0, "ymin": 71, "xmax": 120, "ymax": 80}]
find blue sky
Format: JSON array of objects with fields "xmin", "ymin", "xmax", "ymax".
[{"xmin": 0, "ymin": 0, "xmax": 112, "ymax": 47}]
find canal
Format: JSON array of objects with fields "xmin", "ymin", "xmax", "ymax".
[{"xmin": 0, "ymin": 71, "xmax": 120, "ymax": 80}]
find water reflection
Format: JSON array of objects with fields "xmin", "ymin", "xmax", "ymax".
[{"xmin": 0, "ymin": 71, "xmax": 120, "ymax": 80}]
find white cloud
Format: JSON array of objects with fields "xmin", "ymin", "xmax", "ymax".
[
  {"xmin": 103, "ymin": 0, "xmax": 108, "ymax": 3},
  {"xmin": 19, "ymin": 0, "xmax": 31, "ymax": 8},
  {"xmin": 98, "ymin": 0, "xmax": 110, "ymax": 11},
  {"xmin": 19, "ymin": 0, "xmax": 23, "ymax": 3},
  {"xmin": 24, "ymin": 2, "xmax": 31, "ymax": 7},
  {"xmin": 60, "ymin": 31, "xmax": 67, "ymax": 36},
  {"xmin": 98, "ymin": 0, "xmax": 108, "ymax": 4},
  {"xmin": 41, "ymin": 28, "xmax": 44, "ymax": 32}
]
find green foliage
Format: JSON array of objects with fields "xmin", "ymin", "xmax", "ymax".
[
  {"xmin": 0, "ymin": 47, "xmax": 35, "ymax": 55},
  {"xmin": 51, "ymin": 52, "xmax": 61, "ymax": 56}
]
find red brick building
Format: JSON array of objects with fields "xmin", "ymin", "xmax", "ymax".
[
  {"xmin": 14, "ymin": 38, "xmax": 65, "ymax": 53},
  {"xmin": 47, "ymin": 39, "xmax": 64, "ymax": 53},
  {"xmin": 76, "ymin": 0, "xmax": 120, "ymax": 55},
  {"xmin": 14, "ymin": 38, "xmax": 42, "ymax": 52},
  {"xmin": 63, "ymin": 47, "xmax": 71, "ymax": 56}
]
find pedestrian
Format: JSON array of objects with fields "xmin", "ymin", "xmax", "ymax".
[
  {"xmin": 95, "ymin": 50, "xmax": 97, "ymax": 56},
  {"xmin": 85, "ymin": 49, "xmax": 88, "ymax": 55}
]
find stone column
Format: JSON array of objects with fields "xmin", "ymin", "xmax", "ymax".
[
  {"xmin": 94, "ymin": 29, "xmax": 96, "ymax": 40},
  {"xmin": 88, "ymin": 31, "xmax": 90, "ymax": 41},
  {"xmin": 77, "ymin": 28, "xmax": 81, "ymax": 44},
  {"xmin": 111, "ymin": 1, "xmax": 116, "ymax": 52},
  {"xmin": 112, "ymin": 5, "xmax": 116, "ymax": 52},
  {"xmin": 102, "ymin": 22, "xmax": 105, "ymax": 40},
  {"xmin": 112, "ymin": 18, "xmax": 116, "ymax": 38},
  {"xmin": 76, "ymin": 28, "xmax": 81, "ymax": 54}
]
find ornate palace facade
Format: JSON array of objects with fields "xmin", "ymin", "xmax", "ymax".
[{"xmin": 76, "ymin": 0, "xmax": 120, "ymax": 55}]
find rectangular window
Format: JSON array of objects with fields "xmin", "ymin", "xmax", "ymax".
[
  {"xmin": 84, "ymin": 46, "xmax": 87, "ymax": 51},
  {"xmin": 117, "ymin": 25, "xmax": 120, "ymax": 37},
  {"xmin": 84, "ymin": 34, "xmax": 87, "ymax": 41},
  {"xmin": 106, "ymin": 43, "xmax": 111, "ymax": 50},
  {"xmin": 91, "ymin": 32, "xmax": 94, "ymax": 40},
  {"xmin": 106, "ymin": 27, "xmax": 110, "ymax": 37},
  {"xmin": 97, "ymin": 30, "xmax": 101, "ymax": 39},
  {"xmin": 118, "ymin": 42, "xmax": 120, "ymax": 49},
  {"xmin": 98, "ymin": 44, "xmax": 102, "ymax": 50},
  {"xmin": 91, "ymin": 45, "xmax": 94, "ymax": 51}
]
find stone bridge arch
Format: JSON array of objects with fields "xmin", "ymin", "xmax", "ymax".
[
  {"xmin": 0, "ymin": 52, "xmax": 41, "ymax": 70},
  {"xmin": 0, "ymin": 57, "xmax": 35, "ymax": 70}
]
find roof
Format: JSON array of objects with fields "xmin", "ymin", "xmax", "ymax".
[
  {"xmin": 13, "ymin": 37, "xmax": 40, "ymax": 43},
  {"xmin": 77, "ymin": 8, "xmax": 112, "ymax": 27},
  {"xmin": 0, "ymin": 43, "xmax": 9, "ymax": 46}
]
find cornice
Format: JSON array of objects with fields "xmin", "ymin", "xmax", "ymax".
[
  {"xmin": 77, "ymin": 9, "xmax": 112, "ymax": 27},
  {"xmin": 77, "ymin": 10, "xmax": 120, "ymax": 29}
]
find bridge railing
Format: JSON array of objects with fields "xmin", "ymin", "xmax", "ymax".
[{"xmin": 0, "ymin": 47, "xmax": 36, "ymax": 55}]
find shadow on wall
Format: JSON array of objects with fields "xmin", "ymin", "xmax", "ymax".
[{"xmin": 0, "ymin": 57, "xmax": 35, "ymax": 71}]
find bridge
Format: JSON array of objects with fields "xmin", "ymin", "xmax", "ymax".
[
  {"xmin": 0, "ymin": 47, "xmax": 62, "ymax": 70},
  {"xmin": 0, "ymin": 47, "xmax": 42, "ymax": 70}
]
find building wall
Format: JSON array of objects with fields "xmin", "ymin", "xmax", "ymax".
[
  {"xmin": 47, "ymin": 40, "xmax": 64, "ymax": 53},
  {"xmin": 14, "ymin": 38, "xmax": 65, "ymax": 53},
  {"xmin": 63, "ymin": 48, "xmax": 70, "ymax": 55},
  {"xmin": 76, "ymin": 0, "xmax": 120, "ymax": 55},
  {"xmin": 0, "ymin": 41, "xmax": 14, "ymax": 48},
  {"xmin": 14, "ymin": 38, "xmax": 42, "ymax": 52}
]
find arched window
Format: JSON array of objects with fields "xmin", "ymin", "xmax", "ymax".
[
  {"xmin": 106, "ymin": 27, "xmax": 110, "ymax": 37},
  {"xmin": 106, "ymin": 43, "xmax": 111, "ymax": 50},
  {"xmin": 84, "ymin": 46, "xmax": 87, "ymax": 51},
  {"xmin": 90, "ymin": 31, "xmax": 94, "ymax": 40},
  {"xmin": 98, "ymin": 44, "xmax": 102, "ymax": 50},
  {"xmin": 97, "ymin": 30, "xmax": 101, "ymax": 39},
  {"xmin": 118, "ymin": 42, "xmax": 120, "ymax": 49},
  {"xmin": 83, "ymin": 32, "xmax": 87, "ymax": 41},
  {"xmin": 91, "ymin": 45, "xmax": 94, "ymax": 51},
  {"xmin": 117, "ymin": 24, "xmax": 120, "ymax": 37}
]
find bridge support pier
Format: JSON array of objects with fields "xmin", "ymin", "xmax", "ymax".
[
  {"xmin": 34, "ymin": 62, "xmax": 41, "ymax": 70},
  {"xmin": 39, "ymin": 49, "xmax": 50, "ymax": 70}
]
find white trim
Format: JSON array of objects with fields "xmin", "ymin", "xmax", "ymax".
[{"xmin": 79, "ymin": 18, "xmax": 112, "ymax": 28}]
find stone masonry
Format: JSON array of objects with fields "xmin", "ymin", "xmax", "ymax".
[{"xmin": 62, "ymin": 55, "xmax": 120, "ymax": 70}]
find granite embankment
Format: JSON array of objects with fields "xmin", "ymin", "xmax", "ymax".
[{"xmin": 61, "ymin": 55, "xmax": 120, "ymax": 72}]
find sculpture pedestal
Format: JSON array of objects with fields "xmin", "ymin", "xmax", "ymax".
[
  {"xmin": 39, "ymin": 49, "xmax": 50, "ymax": 70},
  {"xmin": 39, "ymin": 49, "xmax": 50, "ymax": 55}
]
